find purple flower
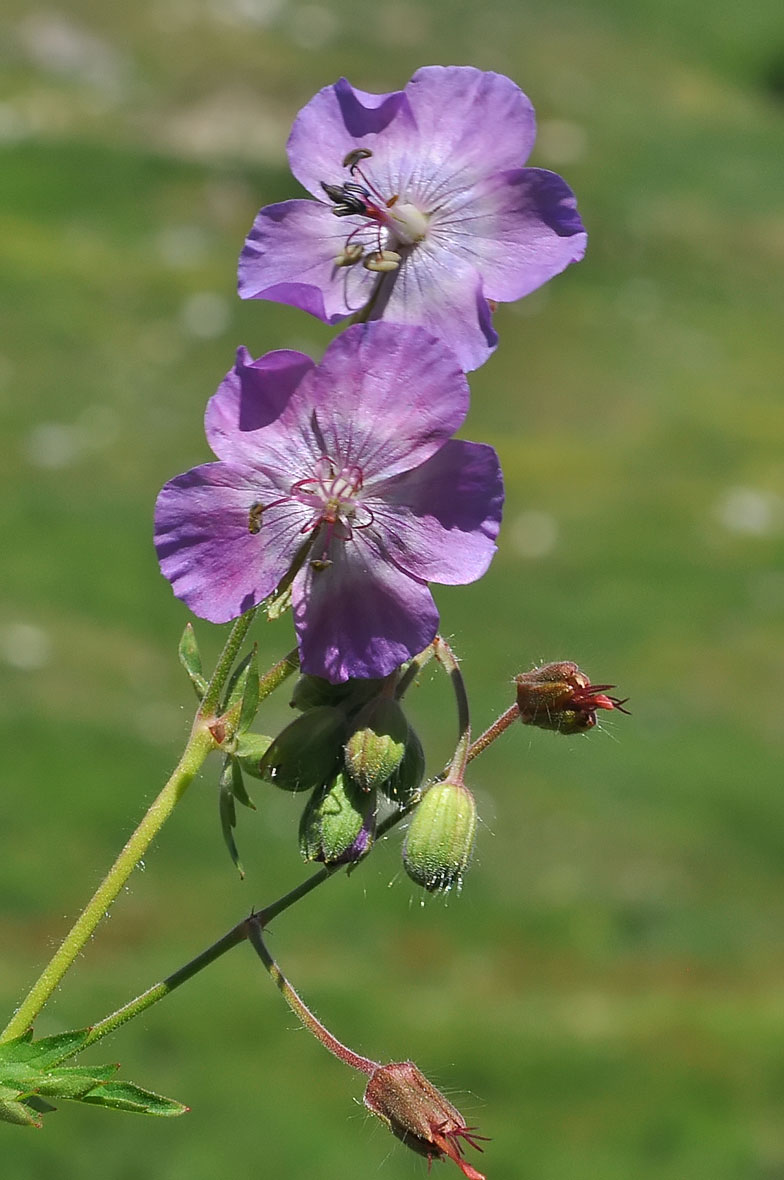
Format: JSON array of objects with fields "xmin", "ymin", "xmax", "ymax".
[
  {"xmin": 238, "ymin": 65, "xmax": 586, "ymax": 372},
  {"xmin": 154, "ymin": 323, "xmax": 503, "ymax": 683}
]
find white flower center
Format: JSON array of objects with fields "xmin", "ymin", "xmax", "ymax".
[{"xmin": 386, "ymin": 202, "xmax": 429, "ymax": 247}]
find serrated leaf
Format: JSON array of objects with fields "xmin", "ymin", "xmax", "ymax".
[
  {"xmin": 238, "ymin": 646, "xmax": 260, "ymax": 734},
  {"xmin": 79, "ymin": 1080, "xmax": 187, "ymax": 1116},
  {"xmin": 0, "ymin": 1029, "xmax": 91, "ymax": 1070},
  {"xmin": 178, "ymin": 623, "xmax": 208, "ymax": 698},
  {"xmin": 219, "ymin": 759, "xmax": 244, "ymax": 878}
]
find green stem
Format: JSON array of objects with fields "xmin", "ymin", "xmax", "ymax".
[
  {"xmin": 84, "ymin": 917, "xmax": 250, "ymax": 1049},
  {"xmin": 1, "ymin": 611, "xmax": 258, "ymax": 1043},
  {"xmin": 258, "ymin": 647, "xmax": 299, "ymax": 703},
  {"xmin": 80, "ymin": 866, "xmax": 337, "ymax": 1051},
  {"xmin": 433, "ymin": 636, "xmax": 471, "ymax": 782}
]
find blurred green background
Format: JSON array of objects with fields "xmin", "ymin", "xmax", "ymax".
[{"xmin": 2, "ymin": 0, "xmax": 783, "ymax": 1177}]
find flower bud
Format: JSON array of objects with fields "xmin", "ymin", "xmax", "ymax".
[
  {"xmin": 515, "ymin": 660, "xmax": 628, "ymax": 735},
  {"xmin": 344, "ymin": 697, "xmax": 408, "ymax": 792},
  {"xmin": 299, "ymin": 772, "xmax": 376, "ymax": 866},
  {"xmin": 364, "ymin": 1060, "xmax": 487, "ymax": 1179},
  {"xmin": 258, "ymin": 706, "xmax": 345, "ymax": 792},
  {"xmin": 402, "ymin": 780, "xmax": 477, "ymax": 893},
  {"xmin": 381, "ymin": 724, "xmax": 425, "ymax": 803},
  {"xmin": 232, "ymin": 732, "xmax": 273, "ymax": 779}
]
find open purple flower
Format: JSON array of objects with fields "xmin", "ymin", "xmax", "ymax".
[
  {"xmin": 154, "ymin": 322, "xmax": 503, "ymax": 683},
  {"xmin": 238, "ymin": 65, "xmax": 586, "ymax": 372}
]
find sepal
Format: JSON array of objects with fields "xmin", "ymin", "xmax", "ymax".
[
  {"xmin": 178, "ymin": 623, "xmax": 208, "ymax": 699},
  {"xmin": 299, "ymin": 772, "xmax": 376, "ymax": 866},
  {"xmin": 259, "ymin": 706, "xmax": 345, "ymax": 792}
]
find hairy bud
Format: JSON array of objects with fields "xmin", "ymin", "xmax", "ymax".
[
  {"xmin": 402, "ymin": 780, "xmax": 477, "ymax": 893},
  {"xmin": 364, "ymin": 1060, "xmax": 487, "ymax": 1179},
  {"xmin": 299, "ymin": 772, "xmax": 376, "ymax": 866},
  {"xmin": 344, "ymin": 697, "xmax": 408, "ymax": 792},
  {"xmin": 381, "ymin": 724, "xmax": 425, "ymax": 803}
]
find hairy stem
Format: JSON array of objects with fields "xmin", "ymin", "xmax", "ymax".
[
  {"xmin": 1, "ymin": 611, "xmax": 259, "ymax": 1042},
  {"xmin": 247, "ymin": 918, "xmax": 378, "ymax": 1076},
  {"xmin": 465, "ymin": 704, "xmax": 520, "ymax": 764}
]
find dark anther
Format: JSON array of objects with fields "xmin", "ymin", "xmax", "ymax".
[{"xmin": 320, "ymin": 180, "xmax": 370, "ymax": 217}]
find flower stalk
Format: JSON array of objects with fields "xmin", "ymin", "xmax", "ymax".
[{"xmin": 1, "ymin": 610, "xmax": 260, "ymax": 1043}]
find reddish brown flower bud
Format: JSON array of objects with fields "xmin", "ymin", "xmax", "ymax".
[
  {"xmin": 515, "ymin": 661, "xmax": 629, "ymax": 735},
  {"xmin": 364, "ymin": 1060, "xmax": 488, "ymax": 1179}
]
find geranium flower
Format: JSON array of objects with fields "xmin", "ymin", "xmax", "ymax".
[
  {"xmin": 154, "ymin": 322, "xmax": 503, "ymax": 682},
  {"xmin": 238, "ymin": 65, "xmax": 586, "ymax": 372}
]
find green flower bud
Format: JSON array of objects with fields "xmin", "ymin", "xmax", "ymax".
[
  {"xmin": 233, "ymin": 732, "xmax": 273, "ymax": 780},
  {"xmin": 259, "ymin": 706, "xmax": 345, "ymax": 792},
  {"xmin": 299, "ymin": 772, "xmax": 376, "ymax": 866},
  {"xmin": 381, "ymin": 725, "xmax": 425, "ymax": 803},
  {"xmin": 402, "ymin": 780, "xmax": 477, "ymax": 894},
  {"xmin": 344, "ymin": 697, "xmax": 409, "ymax": 792}
]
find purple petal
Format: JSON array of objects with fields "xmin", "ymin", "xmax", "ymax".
[
  {"xmin": 154, "ymin": 463, "xmax": 306, "ymax": 624},
  {"xmin": 436, "ymin": 167, "xmax": 587, "ymax": 302},
  {"xmin": 400, "ymin": 66, "xmax": 537, "ymax": 189},
  {"xmin": 238, "ymin": 199, "xmax": 375, "ymax": 321},
  {"xmin": 368, "ymin": 247, "xmax": 498, "ymax": 373},
  {"xmin": 371, "ymin": 440, "xmax": 504, "ymax": 584},
  {"xmin": 292, "ymin": 534, "xmax": 438, "ymax": 683},
  {"xmin": 287, "ymin": 78, "xmax": 412, "ymax": 199},
  {"xmin": 276, "ymin": 322, "xmax": 470, "ymax": 480},
  {"xmin": 205, "ymin": 346, "xmax": 315, "ymax": 465}
]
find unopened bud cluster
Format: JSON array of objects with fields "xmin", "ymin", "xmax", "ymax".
[{"xmin": 254, "ymin": 674, "xmax": 426, "ymax": 868}]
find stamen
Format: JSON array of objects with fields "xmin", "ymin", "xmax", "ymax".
[
  {"xmin": 364, "ymin": 250, "xmax": 401, "ymax": 273},
  {"xmin": 334, "ymin": 243, "xmax": 364, "ymax": 267},
  {"xmin": 343, "ymin": 147, "xmax": 373, "ymax": 171}
]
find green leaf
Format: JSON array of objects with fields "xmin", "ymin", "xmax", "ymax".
[
  {"xmin": 234, "ymin": 732, "xmax": 272, "ymax": 782},
  {"xmin": 223, "ymin": 649, "xmax": 254, "ymax": 713},
  {"xmin": 238, "ymin": 646, "xmax": 260, "ymax": 734},
  {"xmin": 219, "ymin": 758, "xmax": 244, "ymax": 878},
  {"xmin": 0, "ymin": 1029, "xmax": 91, "ymax": 1070},
  {"xmin": 0, "ymin": 1095, "xmax": 41, "ymax": 1126},
  {"xmin": 32, "ymin": 1064, "xmax": 119, "ymax": 1099},
  {"xmin": 228, "ymin": 748, "xmax": 256, "ymax": 808},
  {"xmin": 0, "ymin": 1032, "xmax": 187, "ymax": 1124},
  {"xmin": 79, "ymin": 1080, "xmax": 188, "ymax": 1117},
  {"xmin": 178, "ymin": 623, "xmax": 208, "ymax": 698}
]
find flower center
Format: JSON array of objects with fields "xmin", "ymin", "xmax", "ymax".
[
  {"xmin": 321, "ymin": 149, "xmax": 429, "ymax": 271},
  {"xmin": 292, "ymin": 455, "xmax": 363, "ymax": 536},
  {"xmin": 247, "ymin": 456, "xmax": 374, "ymax": 572}
]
